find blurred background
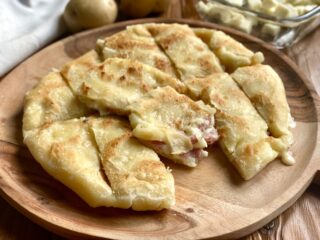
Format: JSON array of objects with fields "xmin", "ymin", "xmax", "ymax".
[
  {"xmin": 0, "ymin": 1, "xmax": 319, "ymax": 239},
  {"xmin": 1, "ymin": 0, "xmax": 319, "ymax": 77}
]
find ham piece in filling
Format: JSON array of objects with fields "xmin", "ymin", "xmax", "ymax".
[
  {"xmin": 128, "ymin": 86, "xmax": 219, "ymax": 167},
  {"xmin": 146, "ymin": 116, "xmax": 219, "ymax": 166}
]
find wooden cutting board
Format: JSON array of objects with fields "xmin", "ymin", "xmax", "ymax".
[{"xmin": 0, "ymin": 19, "xmax": 319, "ymax": 240}]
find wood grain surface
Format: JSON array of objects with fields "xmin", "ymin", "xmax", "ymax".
[{"xmin": 0, "ymin": 1, "xmax": 319, "ymax": 239}]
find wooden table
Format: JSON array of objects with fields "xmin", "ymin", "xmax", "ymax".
[{"xmin": 0, "ymin": 0, "xmax": 319, "ymax": 239}]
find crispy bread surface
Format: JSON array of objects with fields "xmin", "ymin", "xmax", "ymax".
[
  {"xmin": 24, "ymin": 116, "xmax": 175, "ymax": 210},
  {"xmin": 23, "ymin": 71, "xmax": 91, "ymax": 134},
  {"xmin": 96, "ymin": 25, "xmax": 178, "ymax": 77},
  {"xmin": 186, "ymin": 73, "xmax": 279, "ymax": 179},
  {"xmin": 145, "ymin": 23, "xmax": 224, "ymax": 81},
  {"xmin": 231, "ymin": 64, "xmax": 294, "ymax": 161},
  {"xmin": 88, "ymin": 116, "xmax": 175, "ymax": 210},
  {"xmin": 193, "ymin": 28, "xmax": 264, "ymax": 72},
  {"xmin": 61, "ymin": 55, "xmax": 186, "ymax": 115},
  {"xmin": 24, "ymin": 118, "xmax": 116, "ymax": 207}
]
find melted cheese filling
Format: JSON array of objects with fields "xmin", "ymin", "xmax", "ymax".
[
  {"xmin": 281, "ymin": 151, "xmax": 296, "ymax": 165},
  {"xmin": 129, "ymin": 87, "xmax": 218, "ymax": 166}
]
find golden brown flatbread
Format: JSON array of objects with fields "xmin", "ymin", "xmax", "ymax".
[
  {"xmin": 61, "ymin": 54, "xmax": 186, "ymax": 115},
  {"xmin": 23, "ymin": 118, "xmax": 116, "ymax": 208},
  {"xmin": 23, "ymin": 23, "xmax": 295, "ymax": 206},
  {"xmin": 24, "ymin": 116, "xmax": 175, "ymax": 210},
  {"xmin": 128, "ymin": 86, "xmax": 218, "ymax": 167},
  {"xmin": 96, "ymin": 25, "xmax": 178, "ymax": 78},
  {"xmin": 193, "ymin": 28, "xmax": 264, "ymax": 72},
  {"xmin": 88, "ymin": 116, "xmax": 175, "ymax": 210},
  {"xmin": 23, "ymin": 71, "xmax": 91, "ymax": 134},
  {"xmin": 186, "ymin": 73, "xmax": 280, "ymax": 180},
  {"xmin": 231, "ymin": 64, "xmax": 294, "ymax": 164},
  {"xmin": 145, "ymin": 23, "xmax": 224, "ymax": 81}
]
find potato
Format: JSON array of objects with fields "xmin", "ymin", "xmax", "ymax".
[
  {"xmin": 64, "ymin": 0, "xmax": 117, "ymax": 33},
  {"xmin": 120, "ymin": 0, "xmax": 156, "ymax": 18},
  {"xmin": 153, "ymin": 0, "xmax": 170, "ymax": 13}
]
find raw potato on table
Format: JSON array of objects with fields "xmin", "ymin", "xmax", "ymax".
[
  {"xmin": 63, "ymin": 0, "xmax": 118, "ymax": 33},
  {"xmin": 119, "ymin": 0, "xmax": 169, "ymax": 18}
]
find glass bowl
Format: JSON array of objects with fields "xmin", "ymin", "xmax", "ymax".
[{"xmin": 196, "ymin": 0, "xmax": 320, "ymax": 48}]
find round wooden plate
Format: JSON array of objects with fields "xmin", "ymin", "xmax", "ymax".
[{"xmin": 0, "ymin": 19, "xmax": 319, "ymax": 240}]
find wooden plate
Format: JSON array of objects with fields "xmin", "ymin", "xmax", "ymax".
[{"xmin": 0, "ymin": 19, "xmax": 319, "ymax": 240}]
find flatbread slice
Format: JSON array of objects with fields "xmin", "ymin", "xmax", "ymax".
[
  {"xmin": 24, "ymin": 117, "xmax": 175, "ymax": 210},
  {"xmin": 231, "ymin": 64, "xmax": 294, "ymax": 164},
  {"xmin": 88, "ymin": 116, "xmax": 175, "ymax": 211},
  {"xmin": 23, "ymin": 71, "xmax": 92, "ymax": 134},
  {"xmin": 61, "ymin": 55, "xmax": 186, "ymax": 115},
  {"xmin": 128, "ymin": 86, "xmax": 218, "ymax": 167},
  {"xmin": 23, "ymin": 118, "xmax": 116, "ymax": 208},
  {"xmin": 186, "ymin": 73, "xmax": 281, "ymax": 180},
  {"xmin": 96, "ymin": 25, "xmax": 178, "ymax": 78},
  {"xmin": 145, "ymin": 23, "xmax": 224, "ymax": 81},
  {"xmin": 193, "ymin": 28, "xmax": 264, "ymax": 72}
]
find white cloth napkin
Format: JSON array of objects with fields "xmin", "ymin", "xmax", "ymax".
[{"xmin": 0, "ymin": 0, "xmax": 69, "ymax": 77}]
